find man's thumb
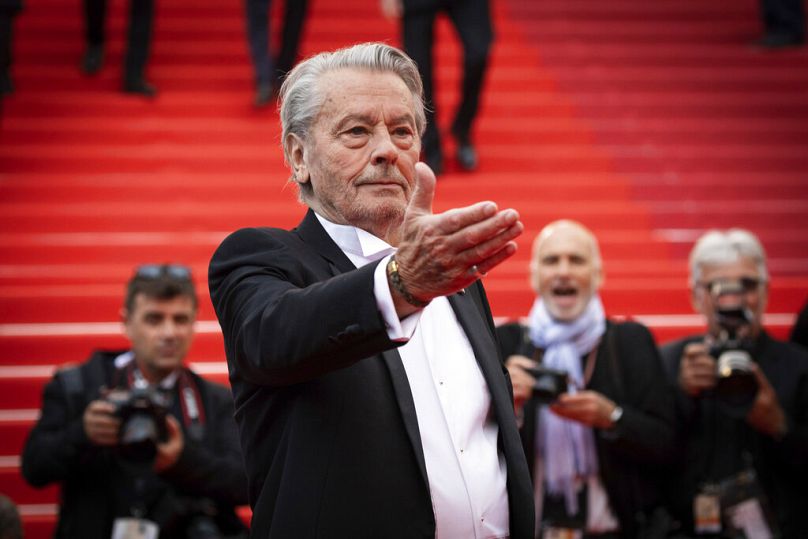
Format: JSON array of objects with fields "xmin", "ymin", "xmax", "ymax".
[{"xmin": 408, "ymin": 162, "xmax": 436, "ymax": 216}]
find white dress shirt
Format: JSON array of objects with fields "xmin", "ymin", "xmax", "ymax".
[{"xmin": 316, "ymin": 214, "xmax": 510, "ymax": 539}]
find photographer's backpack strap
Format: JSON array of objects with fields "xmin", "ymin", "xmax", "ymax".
[
  {"xmin": 57, "ymin": 365, "xmax": 85, "ymax": 419},
  {"xmin": 57, "ymin": 354, "xmax": 113, "ymax": 419}
]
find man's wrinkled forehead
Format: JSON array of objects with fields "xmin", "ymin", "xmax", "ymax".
[{"xmin": 314, "ymin": 68, "xmax": 416, "ymax": 122}]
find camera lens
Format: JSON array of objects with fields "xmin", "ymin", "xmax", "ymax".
[
  {"xmin": 715, "ymin": 350, "xmax": 758, "ymax": 409},
  {"xmin": 119, "ymin": 413, "xmax": 159, "ymax": 462}
]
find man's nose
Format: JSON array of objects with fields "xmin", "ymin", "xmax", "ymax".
[
  {"xmin": 158, "ymin": 320, "xmax": 179, "ymax": 339},
  {"xmin": 371, "ymin": 132, "xmax": 399, "ymax": 166},
  {"xmin": 557, "ymin": 259, "xmax": 571, "ymax": 275}
]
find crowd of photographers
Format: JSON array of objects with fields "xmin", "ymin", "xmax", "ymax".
[
  {"xmin": 18, "ymin": 223, "xmax": 807, "ymax": 539},
  {"xmin": 499, "ymin": 224, "xmax": 808, "ymax": 539}
]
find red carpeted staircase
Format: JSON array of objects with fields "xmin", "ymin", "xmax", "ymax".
[{"xmin": 1, "ymin": 0, "xmax": 807, "ymax": 536}]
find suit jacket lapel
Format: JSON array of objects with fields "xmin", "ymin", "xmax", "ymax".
[
  {"xmin": 449, "ymin": 287, "xmax": 535, "ymax": 534},
  {"xmin": 295, "ymin": 209, "xmax": 357, "ymax": 275},
  {"xmin": 295, "ymin": 209, "xmax": 431, "ymax": 490},
  {"xmin": 448, "ymin": 290, "xmax": 512, "ymax": 419}
]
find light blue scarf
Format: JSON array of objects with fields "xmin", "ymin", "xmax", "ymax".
[{"xmin": 529, "ymin": 296, "xmax": 606, "ymax": 515}]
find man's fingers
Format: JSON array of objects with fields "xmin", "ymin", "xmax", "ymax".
[
  {"xmin": 449, "ymin": 208, "xmax": 520, "ymax": 250},
  {"xmin": 460, "ymin": 220, "xmax": 523, "ymax": 266},
  {"xmin": 472, "ymin": 241, "xmax": 519, "ymax": 277},
  {"xmin": 407, "ymin": 162, "xmax": 437, "ymax": 216}
]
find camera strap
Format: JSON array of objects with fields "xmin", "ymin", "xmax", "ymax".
[{"xmin": 177, "ymin": 369, "xmax": 206, "ymax": 442}]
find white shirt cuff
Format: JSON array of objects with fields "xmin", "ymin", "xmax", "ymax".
[{"xmin": 374, "ymin": 254, "xmax": 422, "ymax": 341}]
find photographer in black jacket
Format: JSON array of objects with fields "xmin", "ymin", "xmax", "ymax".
[
  {"xmin": 498, "ymin": 220, "xmax": 675, "ymax": 538},
  {"xmin": 22, "ymin": 264, "xmax": 248, "ymax": 538},
  {"xmin": 661, "ymin": 229, "xmax": 808, "ymax": 538}
]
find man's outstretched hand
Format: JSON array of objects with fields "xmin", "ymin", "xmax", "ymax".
[{"xmin": 391, "ymin": 162, "xmax": 523, "ymax": 315}]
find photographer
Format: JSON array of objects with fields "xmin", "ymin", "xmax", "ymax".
[
  {"xmin": 22, "ymin": 264, "xmax": 248, "ymax": 538},
  {"xmin": 661, "ymin": 229, "xmax": 808, "ymax": 538},
  {"xmin": 498, "ymin": 220, "xmax": 675, "ymax": 538}
]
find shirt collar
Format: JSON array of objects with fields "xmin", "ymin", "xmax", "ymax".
[
  {"xmin": 114, "ymin": 351, "xmax": 180, "ymax": 390},
  {"xmin": 314, "ymin": 212, "xmax": 396, "ymax": 263}
]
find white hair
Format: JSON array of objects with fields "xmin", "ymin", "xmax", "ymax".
[
  {"xmin": 689, "ymin": 228, "xmax": 769, "ymax": 287},
  {"xmin": 278, "ymin": 42, "xmax": 425, "ymax": 199}
]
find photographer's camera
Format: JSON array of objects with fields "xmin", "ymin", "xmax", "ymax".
[
  {"xmin": 105, "ymin": 386, "xmax": 170, "ymax": 462},
  {"xmin": 524, "ymin": 366, "xmax": 569, "ymax": 404},
  {"xmin": 707, "ymin": 279, "xmax": 759, "ymax": 410}
]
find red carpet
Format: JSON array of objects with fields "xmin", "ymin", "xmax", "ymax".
[{"xmin": 1, "ymin": 0, "xmax": 807, "ymax": 535}]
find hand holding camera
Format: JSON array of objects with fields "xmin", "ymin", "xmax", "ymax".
[
  {"xmin": 551, "ymin": 391, "xmax": 620, "ymax": 429},
  {"xmin": 82, "ymin": 400, "xmax": 122, "ymax": 446},
  {"xmin": 679, "ymin": 342, "xmax": 717, "ymax": 397},
  {"xmin": 154, "ymin": 415, "xmax": 184, "ymax": 473},
  {"xmin": 745, "ymin": 363, "xmax": 787, "ymax": 438},
  {"xmin": 504, "ymin": 355, "xmax": 541, "ymax": 409}
]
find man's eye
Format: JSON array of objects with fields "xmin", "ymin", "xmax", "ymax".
[
  {"xmin": 346, "ymin": 126, "xmax": 368, "ymax": 136},
  {"xmin": 393, "ymin": 127, "xmax": 413, "ymax": 137}
]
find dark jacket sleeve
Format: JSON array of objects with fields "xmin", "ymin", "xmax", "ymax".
[
  {"xmin": 160, "ymin": 381, "xmax": 248, "ymax": 507},
  {"xmin": 21, "ymin": 367, "xmax": 113, "ymax": 487},
  {"xmin": 596, "ymin": 322, "xmax": 677, "ymax": 465},
  {"xmin": 790, "ymin": 299, "xmax": 808, "ymax": 349},
  {"xmin": 208, "ymin": 227, "xmax": 401, "ymax": 387}
]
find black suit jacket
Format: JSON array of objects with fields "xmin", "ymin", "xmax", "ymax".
[{"xmin": 209, "ymin": 210, "xmax": 534, "ymax": 539}]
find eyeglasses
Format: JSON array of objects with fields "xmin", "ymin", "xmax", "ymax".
[
  {"xmin": 134, "ymin": 264, "xmax": 192, "ymax": 281},
  {"xmin": 700, "ymin": 277, "xmax": 763, "ymax": 296}
]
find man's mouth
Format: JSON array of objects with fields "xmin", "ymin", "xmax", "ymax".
[{"xmin": 552, "ymin": 285, "xmax": 578, "ymax": 297}]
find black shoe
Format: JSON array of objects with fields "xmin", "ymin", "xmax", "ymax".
[
  {"xmin": 456, "ymin": 142, "xmax": 478, "ymax": 172},
  {"xmin": 123, "ymin": 78, "xmax": 157, "ymax": 97},
  {"xmin": 752, "ymin": 33, "xmax": 805, "ymax": 49},
  {"xmin": 254, "ymin": 82, "xmax": 273, "ymax": 107},
  {"xmin": 81, "ymin": 45, "xmax": 104, "ymax": 75}
]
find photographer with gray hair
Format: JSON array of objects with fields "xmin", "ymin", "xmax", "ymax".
[
  {"xmin": 660, "ymin": 228, "xmax": 808, "ymax": 538},
  {"xmin": 209, "ymin": 42, "xmax": 534, "ymax": 538}
]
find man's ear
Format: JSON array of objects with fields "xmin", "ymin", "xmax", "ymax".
[
  {"xmin": 690, "ymin": 286, "xmax": 705, "ymax": 314},
  {"xmin": 287, "ymin": 133, "xmax": 310, "ymax": 185},
  {"xmin": 120, "ymin": 307, "xmax": 133, "ymax": 339},
  {"xmin": 593, "ymin": 266, "xmax": 604, "ymax": 290}
]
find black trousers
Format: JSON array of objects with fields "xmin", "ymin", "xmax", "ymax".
[
  {"xmin": 760, "ymin": 0, "xmax": 806, "ymax": 37},
  {"xmin": 0, "ymin": 10, "xmax": 15, "ymax": 82},
  {"xmin": 83, "ymin": 0, "xmax": 154, "ymax": 81},
  {"xmin": 245, "ymin": 0, "xmax": 308, "ymax": 85},
  {"xmin": 402, "ymin": 0, "xmax": 493, "ymax": 157}
]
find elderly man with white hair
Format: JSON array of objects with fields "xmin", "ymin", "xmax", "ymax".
[
  {"xmin": 661, "ymin": 228, "xmax": 808, "ymax": 538},
  {"xmin": 498, "ymin": 219, "xmax": 675, "ymax": 539}
]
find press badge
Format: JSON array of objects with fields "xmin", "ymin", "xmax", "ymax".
[
  {"xmin": 725, "ymin": 497, "xmax": 772, "ymax": 538},
  {"xmin": 111, "ymin": 517, "xmax": 159, "ymax": 539},
  {"xmin": 694, "ymin": 489, "xmax": 722, "ymax": 534}
]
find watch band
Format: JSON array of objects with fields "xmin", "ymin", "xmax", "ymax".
[{"xmin": 386, "ymin": 256, "xmax": 429, "ymax": 308}]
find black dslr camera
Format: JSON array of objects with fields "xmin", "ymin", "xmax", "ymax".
[
  {"xmin": 523, "ymin": 366, "xmax": 569, "ymax": 404},
  {"xmin": 707, "ymin": 280, "xmax": 758, "ymax": 410},
  {"xmin": 105, "ymin": 386, "xmax": 171, "ymax": 462}
]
